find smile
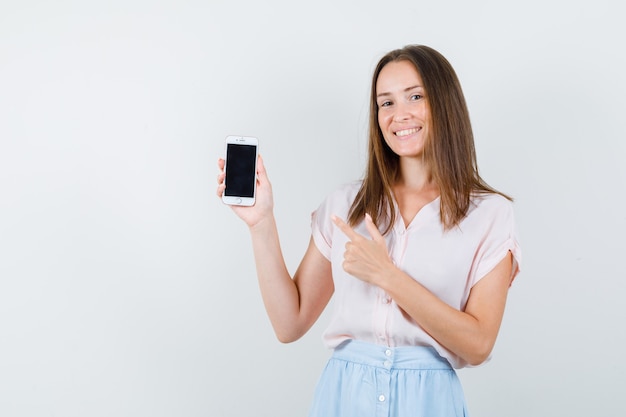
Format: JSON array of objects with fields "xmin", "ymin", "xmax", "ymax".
[{"xmin": 395, "ymin": 127, "xmax": 421, "ymax": 137}]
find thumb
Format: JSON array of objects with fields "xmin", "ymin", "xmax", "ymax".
[{"xmin": 256, "ymin": 155, "xmax": 269, "ymax": 181}]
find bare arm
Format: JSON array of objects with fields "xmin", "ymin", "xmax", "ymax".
[
  {"xmin": 380, "ymin": 252, "xmax": 512, "ymax": 365},
  {"xmin": 217, "ymin": 156, "xmax": 333, "ymax": 342},
  {"xmin": 250, "ymin": 224, "xmax": 333, "ymax": 342},
  {"xmin": 334, "ymin": 213, "xmax": 512, "ymax": 366}
]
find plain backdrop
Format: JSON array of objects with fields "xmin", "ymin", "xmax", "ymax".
[{"xmin": 1, "ymin": 1, "xmax": 625, "ymax": 416}]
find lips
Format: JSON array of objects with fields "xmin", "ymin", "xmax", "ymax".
[{"xmin": 394, "ymin": 127, "xmax": 421, "ymax": 137}]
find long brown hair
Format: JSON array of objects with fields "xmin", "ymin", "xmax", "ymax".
[{"xmin": 348, "ymin": 45, "xmax": 510, "ymax": 233}]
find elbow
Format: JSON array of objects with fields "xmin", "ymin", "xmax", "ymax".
[
  {"xmin": 464, "ymin": 339, "xmax": 495, "ymax": 366},
  {"xmin": 274, "ymin": 329, "xmax": 304, "ymax": 344},
  {"xmin": 465, "ymin": 351, "xmax": 491, "ymax": 367},
  {"xmin": 271, "ymin": 314, "xmax": 314, "ymax": 343},
  {"xmin": 276, "ymin": 334, "xmax": 298, "ymax": 344}
]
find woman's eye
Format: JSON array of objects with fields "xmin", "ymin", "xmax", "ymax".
[
  {"xmin": 410, "ymin": 94, "xmax": 422, "ymax": 101},
  {"xmin": 379, "ymin": 101, "xmax": 392, "ymax": 107}
]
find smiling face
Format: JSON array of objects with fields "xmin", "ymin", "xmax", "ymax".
[{"xmin": 375, "ymin": 60, "xmax": 430, "ymax": 160}]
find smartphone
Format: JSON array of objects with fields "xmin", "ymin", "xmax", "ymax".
[{"xmin": 222, "ymin": 135, "xmax": 259, "ymax": 206}]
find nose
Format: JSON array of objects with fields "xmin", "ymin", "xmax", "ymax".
[{"xmin": 392, "ymin": 101, "xmax": 411, "ymax": 122}]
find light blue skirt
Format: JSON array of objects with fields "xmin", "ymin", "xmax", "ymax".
[{"xmin": 308, "ymin": 340, "xmax": 468, "ymax": 417}]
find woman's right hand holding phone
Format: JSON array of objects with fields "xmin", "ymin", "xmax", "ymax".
[
  {"xmin": 217, "ymin": 155, "xmax": 275, "ymax": 229},
  {"xmin": 217, "ymin": 154, "xmax": 333, "ymax": 343}
]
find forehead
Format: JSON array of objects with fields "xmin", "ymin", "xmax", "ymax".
[{"xmin": 376, "ymin": 60, "xmax": 423, "ymax": 92}]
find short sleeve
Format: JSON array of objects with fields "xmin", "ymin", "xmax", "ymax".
[
  {"xmin": 310, "ymin": 182, "xmax": 361, "ymax": 262},
  {"xmin": 470, "ymin": 196, "xmax": 522, "ymax": 287},
  {"xmin": 311, "ymin": 196, "xmax": 334, "ymax": 261}
]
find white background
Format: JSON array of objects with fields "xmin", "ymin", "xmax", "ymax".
[{"xmin": 1, "ymin": 1, "xmax": 625, "ymax": 416}]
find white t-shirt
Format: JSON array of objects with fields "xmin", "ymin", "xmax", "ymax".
[{"xmin": 311, "ymin": 181, "xmax": 521, "ymax": 369}]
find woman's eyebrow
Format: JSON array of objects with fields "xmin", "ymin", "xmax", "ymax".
[{"xmin": 376, "ymin": 85, "xmax": 423, "ymax": 98}]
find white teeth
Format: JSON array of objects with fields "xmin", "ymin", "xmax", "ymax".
[{"xmin": 395, "ymin": 128, "xmax": 420, "ymax": 137}]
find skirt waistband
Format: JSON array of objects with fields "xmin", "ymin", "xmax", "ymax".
[{"xmin": 332, "ymin": 340, "xmax": 452, "ymax": 371}]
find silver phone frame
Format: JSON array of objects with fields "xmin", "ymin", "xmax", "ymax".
[{"xmin": 222, "ymin": 135, "xmax": 258, "ymax": 206}]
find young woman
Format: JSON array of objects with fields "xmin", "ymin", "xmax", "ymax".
[{"xmin": 217, "ymin": 44, "xmax": 521, "ymax": 417}]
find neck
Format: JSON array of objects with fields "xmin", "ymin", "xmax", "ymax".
[{"xmin": 396, "ymin": 156, "xmax": 436, "ymax": 192}]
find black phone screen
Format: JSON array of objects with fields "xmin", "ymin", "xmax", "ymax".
[{"xmin": 224, "ymin": 143, "xmax": 256, "ymax": 198}]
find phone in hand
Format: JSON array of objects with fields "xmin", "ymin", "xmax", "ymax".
[{"xmin": 222, "ymin": 135, "xmax": 258, "ymax": 206}]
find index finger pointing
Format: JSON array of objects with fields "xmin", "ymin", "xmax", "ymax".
[{"xmin": 332, "ymin": 215, "xmax": 362, "ymax": 241}]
